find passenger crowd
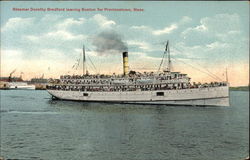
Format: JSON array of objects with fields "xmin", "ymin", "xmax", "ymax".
[
  {"xmin": 47, "ymin": 72, "xmax": 227, "ymax": 92},
  {"xmin": 47, "ymin": 81, "xmax": 227, "ymax": 92}
]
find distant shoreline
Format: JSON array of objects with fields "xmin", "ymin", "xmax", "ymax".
[{"xmin": 230, "ymin": 86, "xmax": 249, "ymax": 91}]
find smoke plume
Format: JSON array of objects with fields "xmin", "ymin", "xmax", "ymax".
[{"xmin": 92, "ymin": 30, "xmax": 128, "ymax": 55}]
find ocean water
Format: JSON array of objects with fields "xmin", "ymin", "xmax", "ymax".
[{"xmin": 0, "ymin": 90, "xmax": 249, "ymax": 160}]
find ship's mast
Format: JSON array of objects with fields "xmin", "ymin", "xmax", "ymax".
[
  {"xmin": 157, "ymin": 40, "xmax": 172, "ymax": 73},
  {"xmin": 82, "ymin": 45, "xmax": 86, "ymax": 75},
  {"xmin": 166, "ymin": 40, "xmax": 171, "ymax": 72}
]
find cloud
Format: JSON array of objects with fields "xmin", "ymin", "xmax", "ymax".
[
  {"xmin": 25, "ymin": 35, "xmax": 39, "ymax": 42},
  {"xmin": 1, "ymin": 17, "xmax": 34, "ymax": 32},
  {"xmin": 205, "ymin": 41, "xmax": 229, "ymax": 50},
  {"xmin": 92, "ymin": 14, "xmax": 116, "ymax": 28},
  {"xmin": 201, "ymin": 13, "xmax": 240, "ymax": 34},
  {"xmin": 172, "ymin": 37, "xmax": 248, "ymax": 68},
  {"xmin": 130, "ymin": 25, "xmax": 151, "ymax": 31},
  {"xmin": 182, "ymin": 24, "xmax": 207, "ymax": 36},
  {"xmin": 176, "ymin": 13, "xmax": 248, "ymax": 65},
  {"xmin": 24, "ymin": 30, "xmax": 85, "ymax": 46},
  {"xmin": 21, "ymin": 14, "xmax": 116, "ymax": 48},
  {"xmin": 174, "ymin": 41, "xmax": 229, "ymax": 57},
  {"xmin": 184, "ymin": 13, "xmax": 240, "ymax": 35},
  {"xmin": 130, "ymin": 16, "xmax": 192, "ymax": 37},
  {"xmin": 127, "ymin": 40, "xmax": 152, "ymax": 51},
  {"xmin": 152, "ymin": 24, "xmax": 178, "ymax": 35},
  {"xmin": 56, "ymin": 18, "xmax": 85, "ymax": 30},
  {"xmin": 181, "ymin": 13, "xmax": 241, "ymax": 42},
  {"xmin": 45, "ymin": 30, "xmax": 85, "ymax": 40},
  {"xmin": 41, "ymin": 14, "xmax": 62, "ymax": 22},
  {"xmin": 1, "ymin": 14, "xmax": 118, "ymax": 62},
  {"xmin": 180, "ymin": 13, "xmax": 245, "ymax": 48},
  {"xmin": 152, "ymin": 16, "xmax": 192, "ymax": 36}
]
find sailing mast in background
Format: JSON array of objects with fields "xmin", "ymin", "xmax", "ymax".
[{"xmin": 226, "ymin": 68, "xmax": 228, "ymax": 83}]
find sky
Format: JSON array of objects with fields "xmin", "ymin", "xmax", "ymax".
[{"xmin": 0, "ymin": 1, "xmax": 249, "ymax": 86}]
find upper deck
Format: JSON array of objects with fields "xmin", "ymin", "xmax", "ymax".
[
  {"xmin": 47, "ymin": 71, "xmax": 228, "ymax": 92},
  {"xmin": 58, "ymin": 71, "xmax": 191, "ymax": 86}
]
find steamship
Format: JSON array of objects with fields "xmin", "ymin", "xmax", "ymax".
[
  {"xmin": 47, "ymin": 41, "xmax": 229, "ymax": 106},
  {"xmin": 1, "ymin": 70, "xmax": 35, "ymax": 90}
]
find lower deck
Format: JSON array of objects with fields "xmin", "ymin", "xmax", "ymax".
[{"xmin": 47, "ymin": 86, "xmax": 229, "ymax": 106}]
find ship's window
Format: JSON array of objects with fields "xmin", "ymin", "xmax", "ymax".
[
  {"xmin": 83, "ymin": 93, "xmax": 88, "ymax": 96},
  {"xmin": 156, "ymin": 92, "xmax": 164, "ymax": 96}
]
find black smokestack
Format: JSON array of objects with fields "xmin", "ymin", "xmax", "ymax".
[
  {"xmin": 92, "ymin": 30, "xmax": 128, "ymax": 55},
  {"xmin": 122, "ymin": 52, "xmax": 128, "ymax": 58}
]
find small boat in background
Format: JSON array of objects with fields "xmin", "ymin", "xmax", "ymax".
[
  {"xmin": 9, "ymin": 82, "xmax": 35, "ymax": 90},
  {"xmin": 1, "ymin": 69, "xmax": 35, "ymax": 90}
]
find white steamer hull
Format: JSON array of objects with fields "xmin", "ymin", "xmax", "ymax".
[{"xmin": 47, "ymin": 86, "xmax": 229, "ymax": 106}]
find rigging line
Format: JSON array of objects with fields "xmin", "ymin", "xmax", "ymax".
[
  {"xmin": 172, "ymin": 58, "xmax": 218, "ymax": 81},
  {"xmin": 194, "ymin": 61, "xmax": 223, "ymax": 81},
  {"xmin": 173, "ymin": 58, "xmax": 220, "ymax": 81},
  {"xmin": 192, "ymin": 61, "xmax": 223, "ymax": 81},
  {"xmin": 86, "ymin": 63, "xmax": 95, "ymax": 73},
  {"xmin": 157, "ymin": 50, "xmax": 166, "ymax": 72},
  {"xmin": 72, "ymin": 56, "xmax": 80, "ymax": 69},
  {"xmin": 88, "ymin": 62, "xmax": 97, "ymax": 73},
  {"xmin": 81, "ymin": 46, "xmax": 97, "ymax": 73},
  {"xmin": 171, "ymin": 57, "xmax": 221, "ymax": 81},
  {"xmin": 87, "ymin": 55, "xmax": 98, "ymax": 73},
  {"xmin": 75, "ymin": 59, "xmax": 80, "ymax": 70},
  {"xmin": 171, "ymin": 46, "xmax": 208, "ymax": 60},
  {"xmin": 85, "ymin": 47, "xmax": 101, "ymax": 73}
]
